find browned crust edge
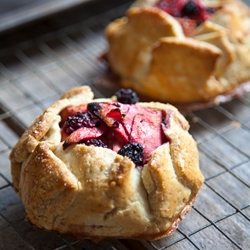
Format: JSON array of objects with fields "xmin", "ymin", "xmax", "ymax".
[
  {"xmin": 25, "ymin": 193, "xmax": 198, "ymax": 242},
  {"xmin": 174, "ymin": 80, "xmax": 250, "ymax": 111}
]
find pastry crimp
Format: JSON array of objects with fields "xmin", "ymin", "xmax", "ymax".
[
  {"xmin": 10, "ymin": 86, "xmax": 204, "ymax": 240},
  {"xmin": 105, "ymin": 0, "xmax": 250, "ymax": 107}
]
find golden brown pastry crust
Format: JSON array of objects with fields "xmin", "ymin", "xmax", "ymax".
[
  {"xmin": 9, "ymin": 86, "xmax": 204, "ymax": 240},
  {"xmin": 105, "ymin": 0, "xmax": 250, "ymax": 106}
]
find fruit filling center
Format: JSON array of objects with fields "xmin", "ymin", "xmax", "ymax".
[
  {"xmin": 59, "ymin": 102, "xmax": 169, "ymax": 166},
  {"xmin": 154, "ymin": 0, "xmax": 217, "ymax": 35}
]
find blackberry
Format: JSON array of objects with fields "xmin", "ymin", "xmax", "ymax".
[
  {"xmin": 87, "ymin": 102, "xmax": 102, "ymax": 119},
  {"xmin": 115, "ymin": 89, "xmax": 139, "ymax": 104},
  {"xmin": 62, "ymin": 111, "xmax": 100, "ymax": 135},
  {"xmin": 118, "ymin": 143, "xmax": 144, "ymax": 165},
  {"xmin": 83, "ymin": 139, "xmax": 107, "ymax": 148},
  {"xmin": 181, "ymin": 1, "xmax": 200, "ymax": 17}
]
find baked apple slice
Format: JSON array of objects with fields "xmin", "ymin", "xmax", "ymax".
[{"xmin": 60, "ymin": 99, "xmax": 168, "ymax": 165}]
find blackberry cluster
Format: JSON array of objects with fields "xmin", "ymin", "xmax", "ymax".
[
  {"xmin": 115, "ymin": 89, "xmax": 139, "ymax": 104},
  {"xmin": 62, "ymin": 112, "xmax": 100, "ymax": 135},
  {"xmin": 118, "ymin": 143, "xmax": 144, "ymax": 165},
  {"xmin": 83, "ymin": 139, "xmax": 107, "ymax": 148}
]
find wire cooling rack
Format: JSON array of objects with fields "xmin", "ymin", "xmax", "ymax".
[{"xmin": 0, "ymin": 0, "xmax": 250, "ymax": 249}]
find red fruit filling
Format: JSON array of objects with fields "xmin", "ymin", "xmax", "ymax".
[
  {"xmin": 154, "ymin": 0, "xmax": 217, "ymax": 35},
  {"xmin": 59, "ymin": 102, "xmax": 170, "ymax": 166}
]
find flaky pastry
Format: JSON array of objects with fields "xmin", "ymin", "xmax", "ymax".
[
  {"xmin": 105, "ymin": 0, "xmax": 250, "ymax": 108},
  {"xmin": 10, "ymin": 86, "xmax": 204, "ymax": 241}
]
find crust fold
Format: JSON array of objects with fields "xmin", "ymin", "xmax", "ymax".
[
  {"xmin": 10, "ymin": 86, "xmax": 204, "ymax": 240},
  {"xmin": 105, "ymin": 0, "xmax": 250, "ymax": 105}
]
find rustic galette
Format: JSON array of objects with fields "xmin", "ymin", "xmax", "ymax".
[
  {"xmin": 105, "ymin": 0, "xmax": 250, "ymax": 109},
  {"xmin": 10, "ymin": 86, "xmax": 204, "ymax": 240}
]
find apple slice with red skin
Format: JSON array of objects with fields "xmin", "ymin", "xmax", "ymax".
[
  {"xmin": 129, "ymin": 111, "xmax": 167, "ymax": 161},
  {"xmin": 87, "ymin": 102, "xmax": 131, "ymax": 147},
  {"xmin": 63, "ymin": 125, "xmax": 106, "ymax": 150},
  {"xmin": 87, "ymin": 102, "xmax": 168, "ymax": 162},
  {"xmin": 61, "ymin": 102, "xmax": 169, "ymax": 164}
]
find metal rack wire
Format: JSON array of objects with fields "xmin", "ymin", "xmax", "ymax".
[{"xmin": 0, "ymin": 0, "xmax": 249, "ymax": 249}]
